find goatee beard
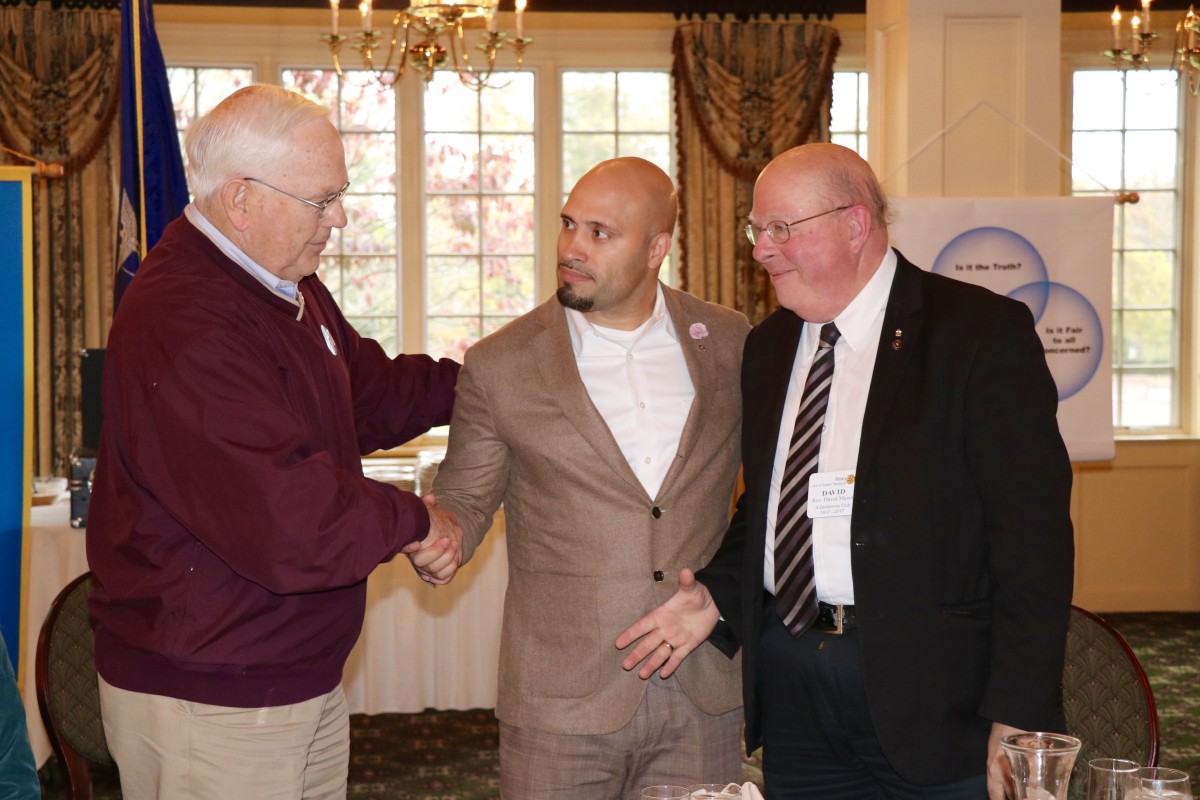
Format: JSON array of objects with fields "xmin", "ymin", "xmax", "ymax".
[{"xmin": 556, "ymin": 284, "xmax": 594, "ymax": 312}]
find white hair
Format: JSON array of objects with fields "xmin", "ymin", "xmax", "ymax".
[{"xmin": 184, "ymin": 84, "xmax": 332, "ymax": 202}]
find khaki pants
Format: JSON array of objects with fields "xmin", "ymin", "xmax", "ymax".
[{"xmin": 98, "ymin": 675, "xmax": 349, "ymax": 800}]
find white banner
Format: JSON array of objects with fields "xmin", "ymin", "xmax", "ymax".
[{"xmin": 889, "ymin": 197, "xmax": 1114, "ymax": 461}]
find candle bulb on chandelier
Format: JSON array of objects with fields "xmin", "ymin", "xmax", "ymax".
[
  {"xmin": 1112, "ymin": 6, "xmax": 1122, "ymax": 51},
  {"xmin": 516, "ymin": 0, "xmax": 526, "ymax": 38},
  {"xmin": 1142, "ymin": 0, "xmax": 1152, "ymax": 35},
  {"xmin": 330, "ymin": 0, "xmax": 339, "ymax": 37},
  {"xmin": 359, "ymin": 0, "xmax": 372, "ymax": 33},
  {"xmin": 1131, "ymin": 12, "xmax": 1141, "ymax": 53}
]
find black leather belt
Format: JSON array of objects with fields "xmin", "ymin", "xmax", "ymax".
[{"xmin": 812, "ymin": 601, "xmax": 856, "ymax": 634}]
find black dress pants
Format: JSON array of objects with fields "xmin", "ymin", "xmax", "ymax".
[{"xmin": 758, "ymin": 599, "xmax": 987, "ymax": 800}]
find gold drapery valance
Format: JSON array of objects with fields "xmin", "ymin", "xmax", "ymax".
[
  {"xmin": 0, "ymin": 5, "xmax": 120, "ymax": 474},
  {"xmin": 674, "ymin": 21, "xmax": 840, "ymax": 323}
]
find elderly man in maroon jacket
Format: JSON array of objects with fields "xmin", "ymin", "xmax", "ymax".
[{"xmin": 87, "ymin": 84, "xmax": 461, "ymax": 800}]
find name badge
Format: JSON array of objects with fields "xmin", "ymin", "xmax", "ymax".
[{"xmin": 808, "ymin": 470, "xmax": 855, "ymax": 518}]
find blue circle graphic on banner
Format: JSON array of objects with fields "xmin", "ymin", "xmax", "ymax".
[
  {"xmin": 1009, "ymin": 281, "xmax": 1103, "ymax": 401},
  {"xmin": 932, "ymin": 227, "xmax": 1051, "ymax": 316}
]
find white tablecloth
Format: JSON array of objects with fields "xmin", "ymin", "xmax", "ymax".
[{"xmin": 21, "ymin": 498, "xmax": 508, "ymax": 766}]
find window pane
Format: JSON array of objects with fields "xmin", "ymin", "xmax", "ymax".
[
  {"xmin": 483, "ymin": 256, "xmax": 535, "ymax": 315},
  {"xmin": 1072, "ymin": 131, "xmax": 1123, "ymax": 192},
  {"xmin": 344, "ymin": 193, "xmax": 397, "ymax": 255},
  {"xmin": 1072, "ymin": 68, "xmax": 1181, "ymax": 430},
  {"xmin": 342, "ymin": 256, "xmax": 398, "ymax": 317},
  {"xmin": 1123, "ymin": 190, "xmax": 1176, "ymax": 250},
  {"xmin": 427, "ymin": 317, "xmax": 481, "ymax": 363},
  {"xmin": 425, "ymin": 74, "xmax": 480, "ymax": 131},
  {"xmin": 481, "ymin": 72, "xmax": 535, "ymax": 131},
  {"xmin": 426, "ymin": 195, "xmax": 481, "ymax": 254},
  {"xmin": 1073, "ymin": 71, "xmax": 1123, "ymax": 130},
  {"xmin": 427, "ymin": 256, "xmax": 482, "ymax": 315},
  {"xmin": 563, "ymin": 133, "xmax": 616, "ymax": 188},
  {"xmin": 1125, "ymin": 71, "xmax": 1179, "ymax": 129},
  {"xmin": 344, "ymin": 132, "xmax": 396, "ymax": 193},
  {"xmin": 617, "ymin": 72, "xmax": 670, "ymax": 130},
  {"xmin": 424, "ymin": 69, "xmax": 536, "ymax": 357},
  {"xmin": 340, "ymin": 81, "xmax": 396, "ymax": 131},
  {"xmin": 1118, "ymin": 371, "xmax": 1173, "ymax": 428},
  {"xmin": 618, "ymin": 134, "xmax": 670, "ymax": 171},
  {"xmin": 1124, "ymin": 130, "xmax": 1176, "ymax": 189},
  {"xmin": 563, "ymin": 72, "xmax": 616, "ymax": 130},
  {"xmin": 1122, "ymin": 251, "xmax": 1174, "ymax": 307},
  {"xmin": 1122, "ymin": 310, "xmax": 1173, "ymax": 365},
  {"xmin": 482, "ymin": 195, "xmax": 535, "ymax": 253},
  {"xmin": 481, "ymin": 134, "xmax": 535, "ymax": 192},
  {"xmin": 426, "ymin": 133, "xmax": 481, "ymax": 192}
]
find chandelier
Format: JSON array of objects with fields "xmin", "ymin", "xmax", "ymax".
[
  {"xmin": 323, "ymin": 0, "xmax": 531, "ymax": 91},
  {"xmin": 1176, "ymin": 6, "xmax": 1200, "ymax": 94},
  {"xmin": 1104, "ymin": 0, "xmax": 1200, "ymax": 96},
  {"xmin": 1105, "ymin": 0, "xmax": 1157, "ymax": 68}
]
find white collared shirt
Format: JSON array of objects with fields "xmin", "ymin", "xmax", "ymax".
[
  {"xmin": 185, "ymin": 204, "xmax": 302, "ymax": 305},
  {"xmin": 763, "ymin": 248, "xmax": 898, "ymax": 604},
  {"xmin": 565, "ymin": 284, "xmax": 695, "ymax": 499}
]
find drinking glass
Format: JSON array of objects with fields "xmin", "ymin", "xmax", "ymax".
[
  {"xmin": 1000, "ymin": 732, "xmax": 1083, "ymax": 800},
  {"xmin": 1133, "ymin": 767, "xmax": 1193, "ymax": 799},
  {"xmin": 1086, "ymin": 758, "xmax": 1140, "ymax": 800},
  {"xmin": 687, "ymin": 784, "xmax": 742, "ymax": 798},
  {"xmin": 641, "ymin": 787, "xmax": 690, "ymax": 799}
]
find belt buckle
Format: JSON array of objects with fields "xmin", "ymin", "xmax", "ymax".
[
  {"xmin": 829, "ymin": 604, "xmax": 844, "ymax": 635},
  {"xmin": 816, "ymin": 602, "xmax": 845, "ymax": 635}
]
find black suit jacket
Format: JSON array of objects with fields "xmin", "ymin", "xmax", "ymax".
[{"xmin": 698, "ymin": 252, "xmax": 1075, "ymax": 786}]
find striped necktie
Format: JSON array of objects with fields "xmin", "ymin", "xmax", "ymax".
[{"xmin": 774, "ymin": 321, "xmax": 840, "ymax": 637}]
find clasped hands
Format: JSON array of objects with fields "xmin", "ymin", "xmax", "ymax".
[
  {"xmin": 614, "ymin": 568, "xmax": 722, "ymax": 679},
  {"xmin": 401, "ymin": 493, "xmax": 463, "ymax": 585}
]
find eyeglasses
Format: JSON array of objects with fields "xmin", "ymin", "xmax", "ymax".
[
  {"xmin": 244, "ymin": 177, "xmax": 350, "ymax": 218},
  {"xmin": 744, "ymin": 205, "xmax": 852, "ymax": 245}
]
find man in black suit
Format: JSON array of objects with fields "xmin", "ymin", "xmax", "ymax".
[{"xmin": 617, "ymin": 143, "xmax": 1074, "ymax": 799}]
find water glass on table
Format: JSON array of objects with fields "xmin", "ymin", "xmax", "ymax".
[
  {"xmin": 686, "ymin": 784, "xmax": 743, "ymax": 798},
  {"xmin": 641, "ymin": 787, "xmax": 689, "ymax": 799},
  {"xmin": 1087, "ymin": 758, "xmax": 1140, "ymax": 800},
  {"xmin": 1130, "ymin": 767, "xmax": 1194, "ymax": 799}
]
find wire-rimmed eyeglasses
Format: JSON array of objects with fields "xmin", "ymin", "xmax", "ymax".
[
  {"xmin": 244, "ymin": 177, "xmax": 350, "ymax": 218},
  {"xmin": 744, "ymin": 205, "xmax": 852, "ymax": 246}
]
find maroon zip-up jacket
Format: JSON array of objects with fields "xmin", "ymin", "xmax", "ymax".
[{"xmin": 88, "ymin": 215, "xmax": 459, "ymax": 708}]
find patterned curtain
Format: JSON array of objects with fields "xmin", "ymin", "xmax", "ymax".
[
  {"xmin": 0, "ymin": 5, "xmax": 120, "ymax": 474},
  {"xmin": 674, "ymin": 21, "xmax": 840, "ymax": 323}
]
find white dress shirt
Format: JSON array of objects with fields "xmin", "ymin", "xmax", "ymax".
[
  {"xmin": 763, "ymin": 248, "xmax": 897, "ymax": 604},
  {"xmin": 566, "ymin": 284, "xmax": 694, "ymax": 500}
]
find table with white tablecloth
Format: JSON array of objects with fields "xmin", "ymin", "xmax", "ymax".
[{"xmin": 20, "ymin": 498, "xmax": 508, "ymax": 766}]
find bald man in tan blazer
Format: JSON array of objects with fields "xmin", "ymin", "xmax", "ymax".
[{"xmin": 426, "ymin": 158, "xmax": 748, "ymax": 800}]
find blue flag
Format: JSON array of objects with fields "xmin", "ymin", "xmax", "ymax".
[{"xmin": 115, "ymin": 0, "xmax": 188, "ymax": 309}]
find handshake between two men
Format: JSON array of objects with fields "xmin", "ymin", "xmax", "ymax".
[{"xmin": 402, "ymin": 494, "xmax": 464, "ymax": 585}]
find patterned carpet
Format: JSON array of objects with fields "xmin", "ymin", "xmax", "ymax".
[{"xmin": 49, "ymin": 613, "xmax": 1199, "ymax": 799}]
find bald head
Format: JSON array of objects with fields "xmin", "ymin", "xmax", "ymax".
[
  {"xmin": 573, "ymin": 157, "xmax": 678, "ymax": 242},
  {"xmin": 749, "ymin": 144, "xmax": 891, "ymax": 321},
  {"xmin": 556, "ymin": 157, "xmax": 678, "ymax": 329},
  {"xmin": 760, "ymin": 144, "xmax": 891, "ymax": 231}
]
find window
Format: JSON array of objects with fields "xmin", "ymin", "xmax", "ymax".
[
  {"xmin": 831, "ymin": 71, "xmax": 868, "ymax": 159},
  {"xmin": 283, "ymin": 71, "xmax": 401, "ymax": 353},
  {"xmin": 166, "ymin": 66, "xmax": 254, "ymax": 169},
  {"xmin": 423, "ymin": 72, "xmax": 537, "ymax": 362},
  {"xmin": 1071, "ymin": 69, "xmax": 1181, "ymax": 429},
  {"xmin": 561, "ymin": 70, "xmax": 674, "ymax": 280}
]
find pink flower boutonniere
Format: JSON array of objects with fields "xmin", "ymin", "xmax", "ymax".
[{"xmin": 689, "ymin": 322, "xmax": 709, "ymax": 340}]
